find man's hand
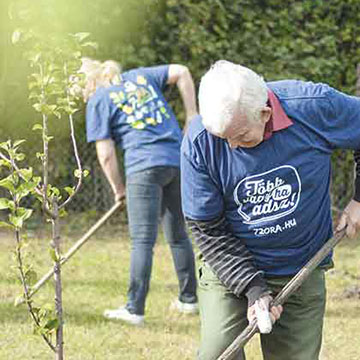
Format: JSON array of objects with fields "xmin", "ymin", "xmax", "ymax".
[
  {"xmin": 247, "ymin": 294, "xmax": 283, "ymax": 332},
  {"xmin": 336, "ymin": 199, "xmax": 360, "ymax": 238}
]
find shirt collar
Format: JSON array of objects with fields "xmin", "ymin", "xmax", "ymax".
[{"xmin": 263, "ymin": 89, "xmax": 293, "ymax": 140}]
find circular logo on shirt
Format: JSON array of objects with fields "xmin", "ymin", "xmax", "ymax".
[{"xmin": 233, "ymin": 165, "xmax": 301, "ymax": 225}]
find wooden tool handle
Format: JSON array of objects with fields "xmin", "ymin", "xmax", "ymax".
[{"xmin": 218, "ymin": 227, "xmax": 347, "ymax": 360}]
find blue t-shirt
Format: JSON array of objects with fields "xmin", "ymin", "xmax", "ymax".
[
  {"xmin": 181, "ymin": 80, "xmax": 360, "ymax": 276},
  {"xmin": 86, "ymin": 65, "xmax": 183, "ymax": 175}
]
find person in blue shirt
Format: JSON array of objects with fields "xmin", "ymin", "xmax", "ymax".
[
  {"xmin": 81, "ymin": 58, "xmax": 198, "ymax": 326},
  {"xmin": 181, "ymin": 60, "xmax": 360, "ymax": 360}
]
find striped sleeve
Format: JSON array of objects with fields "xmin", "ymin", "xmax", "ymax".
[{"xmin": 187, "ymin": 216, "xmax": 270, "ymax": 306}]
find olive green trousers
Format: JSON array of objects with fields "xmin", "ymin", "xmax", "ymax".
[{"xmin": 198, "ymin": 262, "xmax": 326, "ymax": 360}]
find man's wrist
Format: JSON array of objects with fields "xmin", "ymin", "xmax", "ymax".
[{"xmin": 244, "ymin": 275, "xmax": 270, "ymax": 306}]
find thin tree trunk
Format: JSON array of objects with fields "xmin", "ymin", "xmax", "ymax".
[{"xmin": 51, "ymin": 200, "xmax": 64, "ymax": 360}]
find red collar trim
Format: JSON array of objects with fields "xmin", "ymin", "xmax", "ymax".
[{"xmin": 263, "ymin": 90, "xmax": 293, "ymax": 140}]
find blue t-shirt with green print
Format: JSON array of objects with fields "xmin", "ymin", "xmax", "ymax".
[{"xmin": 86, "ymin": 65, "xmax": 183, "ymax": 175}]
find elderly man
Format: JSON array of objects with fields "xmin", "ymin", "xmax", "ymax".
[{"xmin": 181, "ymin": 60, "xmax": 360, "ymax": 360}]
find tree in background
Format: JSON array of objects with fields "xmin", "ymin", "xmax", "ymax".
[
  {"xmin": 0, "ymin": 29, "xmax": 92, "ymax": 359},
  {"xmin": 1, "ymin": 0, "xmax": 359, "ymax": 208}
]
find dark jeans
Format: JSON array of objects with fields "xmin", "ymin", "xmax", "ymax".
[{"xmin": 125, "ymin": 166, "xmax": 197, "ymax": 315}]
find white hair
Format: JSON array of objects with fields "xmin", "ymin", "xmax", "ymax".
[{"xmin": 199, "ymin": 60, "xmax": 268, "ymax": 135}]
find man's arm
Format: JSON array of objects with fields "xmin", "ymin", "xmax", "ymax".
[
  {"xmin": 321, "ymin": 88, "xmax": 360, "ymax": 238},
  {"xmin": 188, "ymin": 215, "xmax": 282, "ymax": 325},
  {"xmin": 96, "ymin": 139, "xmax": 125, "ymax": 202},
  {"xmin": 167, "ymin": 64, "xmax": 198, "ymax": 131},
  {"xmin": 187, "ymin": 216, "xmax": 269, "ymax": 306}
]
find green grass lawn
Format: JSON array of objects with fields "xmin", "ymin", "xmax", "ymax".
[{"xmin": 0, "ymin": 222, "xmax": 359, "ymax": 360}]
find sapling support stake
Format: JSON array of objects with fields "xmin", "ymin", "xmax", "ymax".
[
  {"xmin": 18, "ymin": 201, "xmax": 124, "ymax": 304},
  {"xmin": 218, "ymin": 226, "xmax": 347, "ymax": 360}
]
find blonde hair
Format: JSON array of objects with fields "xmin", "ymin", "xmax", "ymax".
[
  {"xmin": 199, "ymin": 60, "xmax": 268, "ymax": 135},
  {"xmin": 80, "ymin": 58, "xmax": 122, "ymax": 102}
]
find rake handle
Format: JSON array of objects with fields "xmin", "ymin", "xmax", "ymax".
[
  {"xmin": 17, "ymin": 201, "xmax": 124, "ymax": 304},
  {"xmin": 218, "ymin": 227, "xmax": 347, "ymax": 360}
]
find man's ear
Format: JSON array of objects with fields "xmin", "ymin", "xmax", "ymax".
[{"xmin": 261, "ymin": 106, "xmax": 272, "ymax": 124}]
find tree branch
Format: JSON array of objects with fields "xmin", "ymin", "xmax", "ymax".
[
  {"xmin": 59, "ymin": 62, "xmax": 83, "ymax": 209},
  {"xmin": 14, "ymin": 229, "xmax": 56, "ymax": 353}
]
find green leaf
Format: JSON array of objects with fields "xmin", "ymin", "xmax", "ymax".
[
  {"xmin": 63, "ymin": 106, "xmax": 78, "ymax": 115},
  {"xmin": 0, "ymin": 198, "xmax": 10, "ymax": 210},
  {"xmin": 48, "ymin": 185, "xmax": 60, "ymax": 198},
  {"xmin": 44, "ymin": 135, "xmax": 54, "ymax": 143},
  {"xmin": 16, "ymin": 188, "xmax": 30, "ymax": 202},
  {"xmin": 0, "ymin": 159, "xmax": 11, "ymax": 168},
  {"xmin": 32, "ymin": 103, "xmax": 42, "ymax": 113},
  {"xmin": 59, "ymin": 208, "xmax": 68, "ymax": 218},
  {"xmin": 44, "ymin": 318, "xmax": 59, "ymax": 332},
  {"xmin": 53, "ymin": 110, "xmax": 62, "ymax": 119},
  {"xmin": 0, "ymin": 141, "xmax": 10, "ymax": 151},
  {"xmin": 83, "ymin": 169, "xmax": 90, "ymax": 178},
  {"xmin": 17, "ymin": 208, "xmax": 33, "ymax": 222},
  {"xmin": 7, "ymin": 200, "xmax": 15, "ymax": 211},
  {"xmin": 19, "ymin": 168, "xmax": 33, "ymax": 182},
  {"xmin": 17, "ymin": 181, "xmax": 37, "ymax": 200},
  {"xmin": 43, "ymin": 104, "xmax": 58, "ymax": 116},
  {"xmin": 33, "ymin": 176, "xmax": 41, "ymax": 186},
  {"xmin": 74, "ymin": 169, "xmax": 81, "ymax": 178},
  {"xmin": 9, "ymin": 215, "xmax": 23, "ymax": 229},
  {"xmin": 64, "ymin": 186, "xmax": 75, "ymax": 196},
  {"xmin": 32, "ymin": 124, "xmax": 43, "ymax": 131},
  {"xmin": 36, "ymin": 152, "xmax": 44, "ymax": 160},
  {"xmin": 14, "ymin": 153, "xmax": 25, "ymax": 162},
  {"xmin": 13, "ymin": 139, "xmax": 26, "ymax": 148},
  {"xmin": 25, "ymin": 269, "xmax": 37, "ymax": 285},
  {"xmin": 0, "ymin": 221, "xmax": 13, "ymax": 229},
  {"xmin": 0, "ymin": 176, "xmax": 15, "ymax": 192}
]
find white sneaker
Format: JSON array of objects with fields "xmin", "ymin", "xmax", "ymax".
[
  {"xmin": 103, "ymin": 307, "xmax": 144, "ymax": 326},
  {"xmin": 171, "ymin": 299, "xmax": 199, "ymax": 314}
]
